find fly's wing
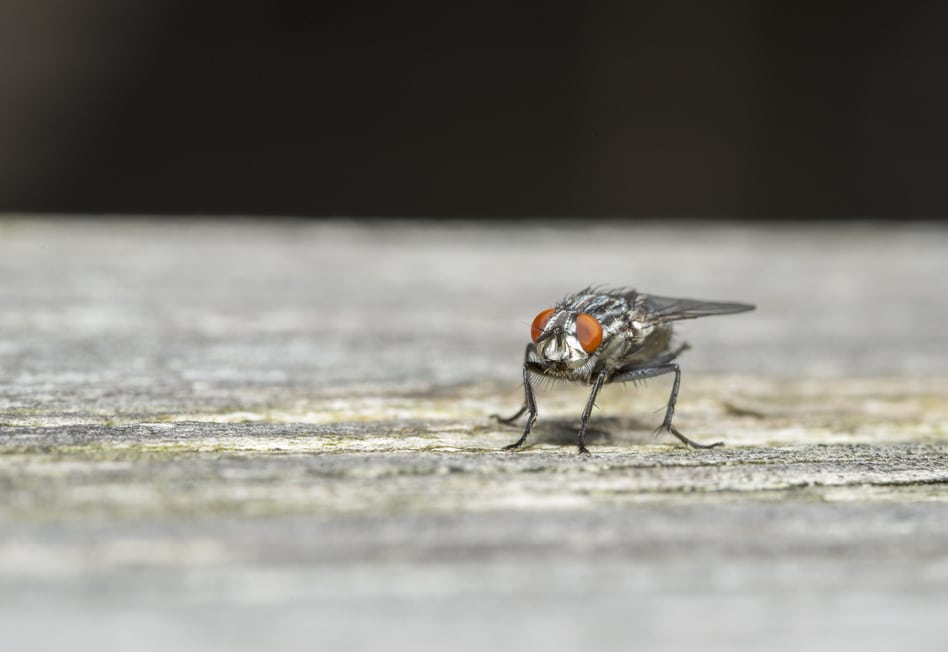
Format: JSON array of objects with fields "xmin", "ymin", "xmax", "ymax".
[{"xmin": 637, "ymin": 293, "xmax": 755, "ymax": 323}]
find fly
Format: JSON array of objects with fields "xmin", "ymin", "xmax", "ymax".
[{"xmin": 495, "ymin": 287, "xmax": 755, "ymax": 454}]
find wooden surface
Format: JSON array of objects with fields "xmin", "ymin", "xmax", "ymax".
[{"xmin": 1, "ymin": 218, "xmax": 947, "ymax": 651}]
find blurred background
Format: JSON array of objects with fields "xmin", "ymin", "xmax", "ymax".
[{"xmin": 1, "ymin": 0, "xmax": 946, "ymax": 218}]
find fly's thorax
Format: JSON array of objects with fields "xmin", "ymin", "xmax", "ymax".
[{"xmin": 584, "ymin": 313, "xmax": 659, "ymax": 375}]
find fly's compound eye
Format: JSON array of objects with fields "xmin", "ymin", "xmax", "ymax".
[
  {"xmin": 531, "ymin": 308, "xmax": 556, "ymax": 342},
  {"xmin": 575, "ymin": 313, "xmax": 603, "ymax": 353}
]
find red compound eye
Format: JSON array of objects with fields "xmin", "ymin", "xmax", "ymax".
[
  {"xmin": 531, "ymin": 308, "xmax": 555, "ymax": 342},
  {"xmin": 575, "ymin": 313, "xmax": 603, "ymax": 353}
]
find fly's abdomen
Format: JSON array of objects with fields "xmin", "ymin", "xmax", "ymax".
[{"xmin": 613, "ymin": 323, "xmax": 674, "ymax": 370}]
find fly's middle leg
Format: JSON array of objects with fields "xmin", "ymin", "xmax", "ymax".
[
  {"xmin": 645, "ymin": 341, "xmax": 691, "ymax": 367},
  {"xmin": 611, "ymin": 364, "xmax": 723, "ymax": 449}
]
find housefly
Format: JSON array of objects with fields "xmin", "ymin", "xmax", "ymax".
[{"xmin": 495, "ymin": 287, "xmax": 755, "ymax": 454}]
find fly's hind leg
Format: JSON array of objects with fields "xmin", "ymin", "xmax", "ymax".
[
  {"xmin": 611, "ymin": 363, "xmax": 723, "ymax": 449},
  {"xmin": 490, "ymin": 403, "xmax": 528, "ymax": 425}
]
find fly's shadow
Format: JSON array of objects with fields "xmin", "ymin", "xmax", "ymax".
[{"xmin": 504, "ymin": 415, "xmax": 653, "ymax": 447}]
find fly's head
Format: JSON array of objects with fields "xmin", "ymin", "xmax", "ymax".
[{"xmin": 530, "ymin": 307, "xmax": 604, "ymax": 376}]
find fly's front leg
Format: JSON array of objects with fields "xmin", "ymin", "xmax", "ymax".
[
  {"xmin": 611, "ymin": 364, "xmax": 723, "ymax": 449},
  {"xmin": 491, "ymin": 343, "xmax": 537, "ymax": 425},
  {"xmin": 501, "ymin": 364, "xmax": 538, "ymax": 451},
  {"xmin": 576, "ymin": 370, "xmax": 608, "ymax": 455}
]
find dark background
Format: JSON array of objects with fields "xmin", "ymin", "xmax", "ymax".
[{"xmin": 1, "ymin": 1, "xmax": 946, "ymax": 218}]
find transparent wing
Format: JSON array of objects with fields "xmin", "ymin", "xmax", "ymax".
[{"xmin": 638, "ymin": 293, "xmax": 755, "ymax": 322}]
